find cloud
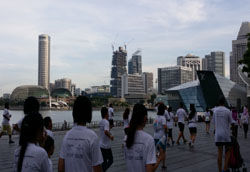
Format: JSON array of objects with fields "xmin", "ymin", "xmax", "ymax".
[{"xmin": 0, "ymin": 0, "xmax": 249, "ymax": 95}]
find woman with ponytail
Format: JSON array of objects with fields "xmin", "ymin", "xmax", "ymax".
[
  {"xmin": 13, "ymin": 113, "xmax": 51, "ymax": 172},
  {"xmin": 124, "ymin": 104, "xmax": 164, "ymax": 172}
]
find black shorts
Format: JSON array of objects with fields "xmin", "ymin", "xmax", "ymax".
[
  {"xmin": 205, "ymin": 121, "xmax": 210, "ymax": 124},
  {"xmin": 178, "ymin": 122, "xmax": 185, "ymax": 132},
  {"xmin": 109, "ymin": 119, "xmax": 114, "ymax": 126},
  {"xmin": 189, "ymin": 127, "xmax": 197, "ymax": 134},
  {"xmin": 215, "ymin": 142, "xmax": 232, "ymax": 147},
  {"xmin": 168, "ymin": 129, "xmax": 173, "ymax": 138}
]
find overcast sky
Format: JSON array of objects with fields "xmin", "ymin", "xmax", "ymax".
[{"xmin": 0, "ymin": 0, "xmax": 249, "ymax": 95}]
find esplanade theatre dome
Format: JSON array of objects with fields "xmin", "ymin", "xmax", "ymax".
[{"xmin": 10, "ymin": 85, "xmax": 49, "ymax": 101}]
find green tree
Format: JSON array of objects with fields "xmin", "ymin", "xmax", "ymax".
[{"xmin": 239, "ymin": 33, "xmax": 250, "ymax": 76}]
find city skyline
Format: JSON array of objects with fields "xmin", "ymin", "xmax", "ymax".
[{"xmin": 0, "ymin": 0, "xmax": 250, "ymax": 95}]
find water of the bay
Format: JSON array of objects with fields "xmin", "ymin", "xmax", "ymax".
[{"xmin": 0, "ymin": 109, "xmax": 157, "ymax": 125}]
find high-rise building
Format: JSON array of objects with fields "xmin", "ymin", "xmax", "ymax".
[
  {"xmin": 204, "ymin": 51, "xmax": 225, "ymax": 77},
  {"xmin": 55, "ymin": 78, "xmax": 72, "ymax": 91},
  {"xmin": 158, "ymin": 66, "xmax": 193, "ymax": 94},
  {"xmin": 128, "ymin": 50, "xmax": 142, "ymax": 74},
  {"xmin": 142, "ymin": 72, "xmax": 153, "ymax": 94},
  {"xmin": 121, "ymin": 74, "xmax": 146, "ymax": 104},
  {"xmin": 110, "ymin": 47, "xmax": 127, "ymax": 97},
  {"xmin": 38, "ymin": 34, "xmax": 50, "ymax": 90},
  {"xmin": 177, "ymin": 54, "xmax": 202, "ymax": 80},
  {"xmin": 231, "ymin": 22, "xmax": 250, "ymax": 87},
  {"xmin": 71, "ymin": 84, "xmax": 76, "ymax": 96},
  {"xmin": 202, "ymin": 58, "xmax": 208, "ymax": 70}
]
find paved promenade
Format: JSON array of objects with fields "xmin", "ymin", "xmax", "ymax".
[{"xmin": 0, "ymin": 123, "xmax": 249, "ymax": 172}]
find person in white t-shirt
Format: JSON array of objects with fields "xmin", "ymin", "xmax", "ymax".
[
  {"xmin": 99, "ymin": 107, "xmax": 114, "ymax": 172},
  {"xmin": 0, "ymin": 102, "xmax": 14, "ymax": 144},
  {"xmin": 187, "ymin": 104, "xmax": 198, "ymax": 148},
  {"xmin": 204, "ymin": 107, "xmax": 211, "ymax": 134},
  {"xmin": 241, "ymin": 106, "xmax": 249, "ymax": 139},
  {"xmin": 123, "ymin": 108, "xmax": 130, "ymax": 135},
  {"xmin": 14, "ymin": 113, "xmax": 51, "ymax": 172},
  {"xmin": 108, "ymin": 104, "xmax": 114, "ymax": 128},
  {"xmin": 165, "ymin": 107, "xmax": 175, "ymax": 146},
  {"xmin": 176, "ymin": 102, "xmax": 188, "ymax": 145},
  {"xmin": 44, "ymin": 116, "xmax": 54, "ymax": 139},
  {"xmin": 153, "ymin": 103, "xmax": 167, "ymax": 169},
  {"xmin": 212, "ymin": 97, "xmax": 233, "ymax": 172},
  {"xmin": 58, "ymin": 96, "xmax": 103, "ymax": 172},
  {"xmin": 124, "ymin": 104, "xmax": 164, "ymax": 172},
  {"xmin": 44, "ymin": 136, "xmax": 55, "ymax": 172}
]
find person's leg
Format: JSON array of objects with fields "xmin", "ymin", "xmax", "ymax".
[
  {"xmin": 243, "ymin": 124, "xmax": 248, "ymax": 138},
  {"xmin": 235, "ymin": 125, "xmax": 238, "ymax": 138},
  {"xmin": 217, "ymin": 146, "xmax": 223, "ymax": 172},
  {"xmin": 182, "ymin": 126, "xmax": 187, "ymax": 142},
  {"xmin": 224, "ymin": 146, "xmax": 232, "ymax": 171},
  {"xmin": 105, "ymin": 148, "xmax": 113, "ymax": 170},
  {"xmin": 159, "ymin": 147, "xmax": 166, "ymax": 168},
  {"xmin": 7, "ymin": 125, "xmax": 14, "ymax": 143},
  {"xmin": 101, "ymin": 148, "xmax": 108, "ymax": 172}
]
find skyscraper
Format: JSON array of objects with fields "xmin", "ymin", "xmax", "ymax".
[
  {"xmin": 38, "ymin": 34, "xmax": 50, "ymax": 90},
  {"xmin": 231, "ymin": 22, "xmax": 250, "ymax": 87},
  {"xmin": 110, "ymin": 47, "xmax": 127, "ymax": 97},
  {"xmin": 177, "ymin": 54, "xmax": 202, "ymax": 80},
  {"xmin": 158, "ymin": 66, "xmax": 193, "ymax": 94},
  {"xmin": 142, "ymin": 72, "xmax": 153, "ymax": 94},
  {"xmin": 128, "ymin": 50, "xmax": 142, "ymax": 74},
  {"xmin": 204, "ymin": 51, "xmax": 225, "ymax": 77}
]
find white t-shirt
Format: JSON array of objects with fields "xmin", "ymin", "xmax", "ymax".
[
  {"xmin": 241, "ymin": 113, "xmax": 249, "ymax": 124},
  {"xmin": 2, "ymin": 109, "xmax": 11, "ymax": 125},
  {"xmin": 188, "ymin": 113, "xmax": 198, "ymax": 128},
  {"xmin": 14, "ymin": 143, "xmax": 51, "ymax": 172},
  {"xmin": 212, "ymin": 106, "xmax": 233, "ymax": 143},
  {"xmin": 204, "ymin": 111, "xmax": 210, "ymax": 122},
  {"xmin": 123, "ymin": 119, "xmax": 129, "ymax": 129},
  {"xmin": 176, "ymin": 108, "xmax": 187, "ymax": 124},
  {"xmin": 108, "ymin": 107, "xmax": 114, "ymax": 120},
  {"xmin": 99, "ymin": 119, "xmax": 111, "ymax": 149},
  {"xmin": 165, "ymin": 111, "xmax": 175, "ymax": 129},
  {"xmin": 153, "ymin": 115, "xmax": 167, "ymax": 139},
  {"xmin": 59, "ymin": 125, "xmax": 103, "ymax": 172},
  {"xmin": 124, "ymin": 130, "xmax": 156, "ymax": 172},
  {"xmin": 46, "ymin": 129, "xmax": 54, "ymax": 139}
]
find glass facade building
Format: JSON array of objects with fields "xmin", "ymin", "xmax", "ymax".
[
  {"xmin": 11, "ymin": 85, "xmax": 49, "ymax": 101},
  {"xmin": 156, "ymin": 71, "xmax": 247, "ymax": 112}
]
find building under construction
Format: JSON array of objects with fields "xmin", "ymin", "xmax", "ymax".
[{"xmin": 110, "ymin": 46, "xmax": 127, "ymax": 97}]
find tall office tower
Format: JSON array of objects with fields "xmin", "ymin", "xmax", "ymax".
[
  {"xmin": 142, "ymin": 72, "xmax": 153, "ymax": 94},
  {"xmin": 204, "ymin": 51, "xmax": 225, "ymax": 77},
  {"xmin": 121, "ymin": 74, "xmax": 145, "ymax": 97},
  {"xmin": 38, "ymin": 34, "xmax": 50, "ymax": 90},
  {"xmin": 231, "ymin": 22, "xmax": 250, "ymax": 87},
  {"xmin": 211, "ymin": 51, "xmax": 225, "ymax": 77},
  {"xmin": 202, "ymin": 58, "xmax": 208, "ymax": 70},
  {"xmin": 128, "ymin": 50, "xmax": 142, "ymax": 74},
  {"xmin": 158, "ymin": 66, "xmax": 193, "ymax": 94},
  {"xmin": 177, "ymin": 54, "xmax": 202, "ymax": 80},
  {"xmin": 110, "ymin": 46, "xmax": 127, "ymax": 97},
  {"xmin": 55, "ymin": 78, "xmax": 72, "ymax": 91}
]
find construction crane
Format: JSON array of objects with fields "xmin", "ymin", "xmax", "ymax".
[{"xmin": 124, "ymin": 38, "xmax": 134, "ymax": 51}]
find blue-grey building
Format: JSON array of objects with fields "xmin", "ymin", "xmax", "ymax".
[{"xmin": 156, "ymin": 71, "xmax": 246, "ymax": 112}]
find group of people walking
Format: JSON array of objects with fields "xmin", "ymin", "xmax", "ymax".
[{"xmin": 0, "ymin": 95, "xmax": 249, "ymax": 172}]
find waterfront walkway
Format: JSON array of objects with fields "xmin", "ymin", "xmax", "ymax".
[{"xmin": 0, "ymin": 123, "xmax": 249, "ymax": 172}]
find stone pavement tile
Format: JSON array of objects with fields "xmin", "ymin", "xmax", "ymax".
[{"xmin": 1, "ymin": 123, "xmax": 250, "ymax": 172}]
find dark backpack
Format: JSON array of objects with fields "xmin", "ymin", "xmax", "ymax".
[{"xmin": 229, "ymin": 136, "xmax": 243, "ymax": 169}]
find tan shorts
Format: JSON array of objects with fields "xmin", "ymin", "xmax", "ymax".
[{"xmin": 1, "ymin": 125, "xmax": 12, "ymax": 135}]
